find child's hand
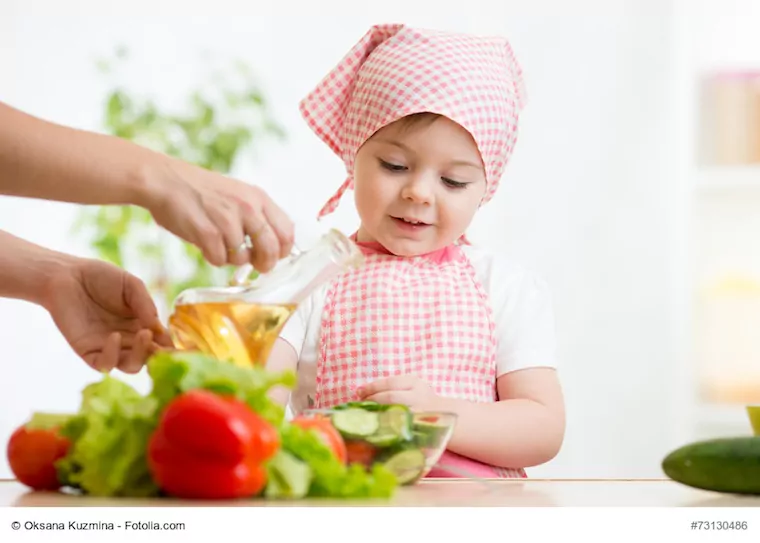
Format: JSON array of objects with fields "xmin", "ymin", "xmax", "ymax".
[{"xmin": 356, "ymin": 375, "xmax": 439, "ymax": 410}]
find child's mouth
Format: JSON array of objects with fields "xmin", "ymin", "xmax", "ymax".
[{"xmin": 391, "ymin": 216, "xmax": 431, "ymax": 231}]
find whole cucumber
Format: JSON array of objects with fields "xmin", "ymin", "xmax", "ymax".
[{"xmin": 662, "ymin": 436, "xmax": 760, "ymax": 495}]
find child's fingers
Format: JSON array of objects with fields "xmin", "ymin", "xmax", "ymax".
[
  {"xmin": 362, "ymin": 391, "xmax": 402, "ymax": 405},
  {"xmin": 357, "ymin": 375, "xmax": 416, "ymax": 398}
]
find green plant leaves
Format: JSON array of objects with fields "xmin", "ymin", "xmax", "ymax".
[{"xmin": 73, "ymin": 47, "xmax": 285, "ymax": 311}]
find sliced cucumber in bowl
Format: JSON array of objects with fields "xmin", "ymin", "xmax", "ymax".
[
  {"xmin": 366, "ymin": 406, "xmax": 413, "ymax": 447},
  {"xmin": 380, "ymin": 448, "xmax": 427, "ymax": 485},
  {"xmin": 304, "ymin": 401, "xmax": 457, "ymax": 486},
  {"xmin": 330, "ymin": 408, "xmax": 380, "ymax": 438},
  {"xmin": 333, "ymin": 401, "xmax": 387, "ymax": 412}
]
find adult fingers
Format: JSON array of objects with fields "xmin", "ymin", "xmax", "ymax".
[
  {"xmin": 122, "ymin": 277, "xmax": 175, "ymax": 348},
  {"xmin": 261, "ymin": 197, "xmax": 295, "ymax": 259},
  {"xmin": 86, "ymin": 331, "xmax": 121, "ymax": 373},
  {"xmin": 118, "ymin": 329, "xmax": 153, "ymax": 374},
  {"xmin": 151, "ymin": 324, "xmax": 174, "ymax": 348},
  {"xmin": 190, "ymin": 213, "xmax": 227, "ymax": 267},
  {"xmin": 158, "ymin": 199, "xmax": 227, "ymax": 267},
  {"xmin": 124, "ymin": 273, "xmax": 162, "ymax": 326},
  {"xmin": 244, "ymin": 211, "xmax": 281, "ymax": 273},
  {"xmin": 207, "ymin": 205, "xmax": 252, "ymax": 267}
]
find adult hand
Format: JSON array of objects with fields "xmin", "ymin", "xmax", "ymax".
[
  {"xmin": 42, "ymin": 257, "xmax": 173, "ymax": 374},
  {"xmin": 0, "ymin": 102, "xmax": 294, "ymax": 273},
  {"xmin": 143, "ymin": 160, "xmax": 295, "ymax": 272}
]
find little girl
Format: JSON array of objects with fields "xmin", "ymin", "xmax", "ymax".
[{"xmin": 267, "ymin": 23, "xmax": 565, "ymax": 478}]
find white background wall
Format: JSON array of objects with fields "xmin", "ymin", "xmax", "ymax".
[{"xmin": 0, "ymin": 0, "xmax": 755, "ymax": 480}]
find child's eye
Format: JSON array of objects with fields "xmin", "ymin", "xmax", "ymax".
[
  {"xmin": 442, "ymin": 177, "xmax": 469, "ymax": 189},
  {"xmin": 379, "ymin": 159, "xmax": 407, "ymax": 172}
]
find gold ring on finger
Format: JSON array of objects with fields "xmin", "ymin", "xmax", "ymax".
[{"xmin": 227, "ymin": 237, "xmax": 252, "ymax": 255}]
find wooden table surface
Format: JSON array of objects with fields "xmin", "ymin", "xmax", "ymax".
[{"xmin": 2, "ymin": 478, "xmax": 759, "ymax": 507}]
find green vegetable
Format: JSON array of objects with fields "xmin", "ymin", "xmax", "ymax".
[
  {"xmin": 331, "ymin": 408, "xmax": 380, "ymax": 438},
  {"xmin": 147, "ymin": 350, "xmax": 296, "ymax": 426},
  {"xmin": 334, "ymin": 401, "xmax": 387, "ymax": 412},
  {"xmin": 278, "ymin": 422, "xmax": 397, "ymax": 498},
  {"xmin": 366, "ymin": 406, "xmax": 413, "ymax": 447},
  {"xmin": 51, "ymin": 351, "xmax": 295, "ymax": 498},
  {"xmin": 265, "ymin": 450, "xmax": 313, "ymax": 499},
  {"xmin": 380, "ymin": 449, "xmax": 427, "ymax": 485},
  {"xmin": 25, "ymin": 413, "xmax": 76, "ymax": 431},
  {"xmin": 56, "ymin": 376, "xmax": 160, "ymax": 497},
  {"xmin": 662, "ymin": 436, "xmax": 760, "ymax": 495},
  {"xmin": 324, "ymin": 401, "xmax": 442, "ymax": 486},
  {"xmin": 36, "ymin": 351, "xmax": 400, "ymax": 500},
  {"xmin": 413, "ymin": 420, "xmax": 451, "ymax": 449}
]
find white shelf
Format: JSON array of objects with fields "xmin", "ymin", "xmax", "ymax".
[{"xmin": 696, "ymin": 165, "xmax": 760, "ymax": 192}]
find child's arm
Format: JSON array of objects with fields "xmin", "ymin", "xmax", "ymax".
[
  {"xmin": 265, "ymin": 338, "xmax": 299, "ymax": 406},
  {"xmin": 428, "ymin": 367, "xmax": 565, "ymax": 468},
  {"xmin": 358, "ymin": 369, "xmax": 564, "ymax": 469},
  {"xmin": 358, "ymin": 259, "xmax": 565, "ymax": 469},
  {"xmin": 265, "ymin": 293, "xmax": 314, "ymax": 408},
  {"xmin": 437, "ymin": 262, "xmax": 566, "ymax": 468}
]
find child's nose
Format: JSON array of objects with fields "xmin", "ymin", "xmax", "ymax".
[{"xmin": 401, "ymin": 175, "xmax": 434, "ymax": 204}]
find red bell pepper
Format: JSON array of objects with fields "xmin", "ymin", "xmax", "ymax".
[{"xmin": 147, "ymin": 389, "xmax": 279, "ymax": 500}]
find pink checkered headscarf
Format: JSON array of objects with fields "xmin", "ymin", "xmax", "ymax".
[{"xmin": 299, "ymin": 23, "xmax": 527, "ymax": 221}]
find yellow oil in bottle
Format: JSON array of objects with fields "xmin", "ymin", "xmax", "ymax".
[{"xmin": 168, "ymin": 301, "xmax": 297, "ymax": 367}]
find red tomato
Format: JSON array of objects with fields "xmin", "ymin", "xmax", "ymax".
[
  {"xmin": 6, "ymin": 425, "xmax": 70, "ymax": 491},
  {"xmin": 345, "ymin": 440, "xmax": 377, "ymax": 467},
  {"xmin": 148, "ymin": 428, "xmax": 267, "ymax": 500},
  {"xmin": 158, "ymin": 389, "xmax": 279, "ymax": 464},
  {"xmin": 292, "ymin": 416, "xmax": 347, "ymax": 464}
]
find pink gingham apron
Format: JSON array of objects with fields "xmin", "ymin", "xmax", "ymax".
[
  {"xmin": 300, "ymin": 24, "xmax": 528, "ymax": 478},
  {"xmin": 314, "ymin": 238, "xmax": 526, "ymax": 479}
]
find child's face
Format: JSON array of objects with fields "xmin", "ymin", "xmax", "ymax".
[{"xmin": 353, "ymin": 115, "xmax": 486, "ymax": 256}]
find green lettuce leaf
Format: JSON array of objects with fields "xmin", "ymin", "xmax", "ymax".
[
  {"xmin": 264, "ymin": 450, "xmax": 313, "ymax": 499},
  {"xmin": 25, "ymin": 412, "xmax": 76, "ymax": 431},
  {"xmin": 147, "ymin": 350, "xmax": 296, "ymax": 425},
  {"xmin": 55, "ymin": 375, "xmax": 160, "ymax": 497},
  {"xmin": 51, "ymin": 351, "xmax": 296, "ymax": 498},
  {"xmin": 279, "ymin": 422, "xmax": 398, "ymax": 499}
]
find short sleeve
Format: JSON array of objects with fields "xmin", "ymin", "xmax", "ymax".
[
  {"xmin": 464, "ymin": 247, "xmax": 559, "ymax": 377},
  {"xmin": 494, "ymin": 272, "xmax": 558, "ymax": 376}
]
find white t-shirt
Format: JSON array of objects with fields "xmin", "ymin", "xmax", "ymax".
[{"xmin": 279, "ymin": 244, "xmax": 558, "ymax": 415}]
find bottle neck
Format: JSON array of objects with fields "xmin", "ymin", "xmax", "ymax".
[
  {"xmin": 173, "ymin": 229, "xmax": 364, "ymax": 307},
  {"xmin": 237, "ymin": 229, "xmax": 364, "ymax": 305}
]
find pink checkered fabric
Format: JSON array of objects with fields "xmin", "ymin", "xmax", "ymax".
[
  {"xmin": 314, "ymin": 242, "xmax": 527, "ymax": 479},
  {"xmin": 299, "ymin": 23, "xmax": 527, "ymax": 220}
]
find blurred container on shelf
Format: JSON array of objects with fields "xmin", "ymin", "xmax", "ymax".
[
  {"xmin": 694, "ymin": 275, "xmax": 760, "ymax": 404},
  {"xmin": 699, "ymin": 71, "xmax": 760, "ymax": 166}
]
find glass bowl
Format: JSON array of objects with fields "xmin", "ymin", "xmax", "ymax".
[{"xmin": 301, "ymin": 403, "xmax": 457, "ymax": 485}]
